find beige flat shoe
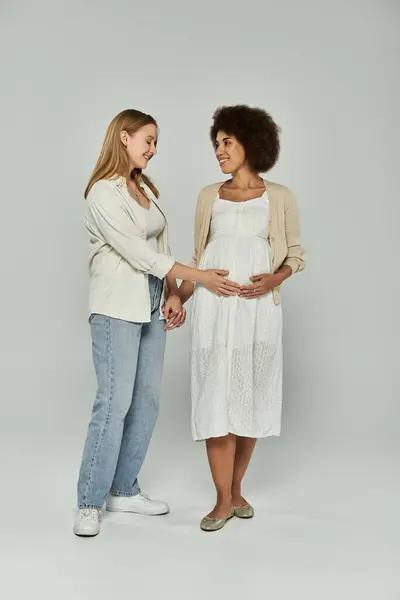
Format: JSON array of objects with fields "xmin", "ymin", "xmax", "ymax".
[
  {"xmin": 200, "ymin": 507, "xmax": 235, "ymax": 532},
  {"xmin": 233, "ymin": 503, "xmax": 254, "ymax": 519}
]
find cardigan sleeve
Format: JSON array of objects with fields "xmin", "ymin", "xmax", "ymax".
[
  {"xmin": 190, "ymin": 182, "xmax": 223, "ymax": 267},
  {"xmin": 282, "ymin": 189, "xmax": 305, "ymax": 274},
  {"xmin": 190, "ymin": 189, "xmax": 205, "ymax": 267},
  {"xmin": 86, "ymin": 187, "xmax": 175, "ymax": 279}
]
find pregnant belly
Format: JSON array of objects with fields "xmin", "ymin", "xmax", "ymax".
[{"xmin": 200, "ymin": 233, "xmax": 271, "ymax": 285}]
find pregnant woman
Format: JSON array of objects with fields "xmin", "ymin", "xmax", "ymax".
[{"xmin": 179, "ymin": 105, "xmax": 305, "ymax": 531}]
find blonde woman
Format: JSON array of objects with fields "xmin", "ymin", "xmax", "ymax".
[
  {"xmin": 74, "ymin": 109, "xmax": 240, "ymax": 537},
  {"xmin": 179, "ymin": 105, "xmax": 305, "ymax": 531}
]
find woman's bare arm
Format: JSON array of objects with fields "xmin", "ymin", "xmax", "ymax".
[
  {"xmin": 168, "ymin": 262, "xmax": 204, "ymax": 284},
  {"xmin": 166, "ymin": 263, "xmax": 239, "ymax": 299},
  {"xmin": 178, "ymin": 280, "xmax": 195, "ymax": 304},
  {"xmin": 166, "ymin": 271, "xmax": 180, "ymax": 297}
]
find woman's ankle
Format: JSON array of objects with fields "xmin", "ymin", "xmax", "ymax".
[
  {"xmin": 231, "ymin": 482, "xmax": 242, "ymax": 497},
  {"xmin": 216, "ymin": 492, "xmax": 232, "ymax": 507},
  {"xmin": 207, "ymin": 497, "xmax": 232, "ymax": 518}
]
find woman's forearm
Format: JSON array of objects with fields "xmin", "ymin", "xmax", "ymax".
[
  {"xmin": 168, "ymin": 262, "xmax": 205, "ymax": 285},
  {"xmin": 179, "ymin": 280, "xmax": 195, "ymax": 304},
  {"xmin": 166, "ymin": 271, "xmax": 180, "ymax": 296}
]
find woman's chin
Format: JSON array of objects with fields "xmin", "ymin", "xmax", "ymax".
[{"xmin": 132, "ymin": 159, "xmax": 148, "ymax": 171}]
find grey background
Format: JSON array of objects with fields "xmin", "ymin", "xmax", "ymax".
[{"xmin": 0, "ymin": 0, "xmax": 398, "ymax": 598}]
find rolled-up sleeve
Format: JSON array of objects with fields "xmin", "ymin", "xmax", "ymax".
[{"xmin": 87, "ymin": 189, "xmax": 175, "ymax": 279}]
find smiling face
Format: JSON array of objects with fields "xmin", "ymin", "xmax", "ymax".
[
  {"xmin": 120, "ymin": 123, "xmax": 158, "ymax": 170},
  {"xmin": 215, "ymin": 130, "xmax": 246, "ymax": 174}
]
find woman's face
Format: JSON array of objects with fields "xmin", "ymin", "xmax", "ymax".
[
  {"xmin": 121, "ymin": 123, "xmax": 158, "ymax": 170},
  {"xmin": 215, "ymin": 130, "xmax": 246, "ymax": 174}
]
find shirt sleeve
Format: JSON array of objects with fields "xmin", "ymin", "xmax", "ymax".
[{"xmin": 86, "ymin": 187, "xmax": 175, "ymax": 280}]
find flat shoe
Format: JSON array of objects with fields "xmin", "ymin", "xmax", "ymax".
[
  {"xmin": 233, "ymin": 503, "xmax": 254, "ymax": 519},
  {"xmin": 200, "ymin": 507, "xmax": 235, "ymax": 532}
]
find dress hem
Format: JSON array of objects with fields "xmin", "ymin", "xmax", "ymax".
[{"xmin": 192, "ymin": 429, "xmax": 281, "ymax": 442}]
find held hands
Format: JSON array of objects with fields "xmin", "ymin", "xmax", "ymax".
[{"xmin": 162, "ymin": 293, "xmax": 186, "ymax": 331}]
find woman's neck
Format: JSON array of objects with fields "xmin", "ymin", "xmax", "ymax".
[{"xmin": 229, "ymin": 168, "xmax": 263, "ymax": 190}]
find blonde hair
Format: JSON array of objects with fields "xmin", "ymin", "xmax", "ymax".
[{"xmin": 84, "ymin": 109, "xmax": 159, "ymax": 199}]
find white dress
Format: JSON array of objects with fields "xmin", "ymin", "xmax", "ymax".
[{"xmin": 190, "ymin": 191, "xmax": 283, "ymax": 441}]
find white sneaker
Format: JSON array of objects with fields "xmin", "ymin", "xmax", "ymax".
[
  {"xmin": 106, "ymin": 492, "xmax": 169, "ymax": 516},
  {"xmin": 73, "ymin": 508, "xmax": 101, "ymax": 537}
]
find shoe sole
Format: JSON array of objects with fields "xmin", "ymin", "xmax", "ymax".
[
  {"xmin": 73, "ymin": 530, "xmax": 100, "ymax": 537},
  {"xmin": 106, "ymin": 507, "xmax": 169, "ymax": 516}
]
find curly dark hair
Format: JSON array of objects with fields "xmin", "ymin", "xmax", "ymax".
[{"xmin": 210, "ymin": 105, "xmax": 281, "ymax": 173}]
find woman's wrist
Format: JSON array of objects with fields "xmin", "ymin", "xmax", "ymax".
[
  {"xmin": 195, "ymin": 269, "xmax": 206, "ymax": 284},
  {"xmin": 167, "ymin": 291, "xmax": 181, "ymax": 300},
  {"xmin": 187, "ymin": 268, "xmax": 205, "ymax": 284},
  {"xmin": 166, "ymin": 272, "xmax": 179, "ymax": 294},
  {"xmin": 273, "ymin": 272, "xmax": 284, "ymax": 286},
  {"xmin": 273, "ymin": 266, "xmax": 292, "ymax": 286}
]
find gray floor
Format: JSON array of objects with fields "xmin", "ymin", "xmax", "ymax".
[{"xmin": 1, "ymin": 431, "xmax": 397, "ymax": 600}]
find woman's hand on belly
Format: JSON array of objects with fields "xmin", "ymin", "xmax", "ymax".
[
  {"xmin": 238, "ymin": 273, "xmax": 281, "ymax": 298},
  {"xmin": 198, "ymin": 269, "xmax": 241, "ymax": 297}
]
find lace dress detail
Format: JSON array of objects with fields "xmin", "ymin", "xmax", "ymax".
[{"xmin": 190, "ymin": 192, "xmax": 283, "ymax": 441}]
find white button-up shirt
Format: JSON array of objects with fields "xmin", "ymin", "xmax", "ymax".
[{"xmin": 85, "ymin": 177, "xmax": 175, "ymax": 323}]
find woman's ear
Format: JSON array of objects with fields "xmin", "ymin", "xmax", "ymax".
[{"xmin": 120, "ymin": 130, "xmax": 128, "ymax": 147}]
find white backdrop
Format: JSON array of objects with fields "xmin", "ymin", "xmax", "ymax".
[{"xmin": 0, "ymin": 1, "xmax": 398, "ymax": 598}]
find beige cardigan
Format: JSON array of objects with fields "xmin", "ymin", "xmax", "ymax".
[{"xmin": 191, "ymin": 179, "xmax": 305, "ymax": 305}]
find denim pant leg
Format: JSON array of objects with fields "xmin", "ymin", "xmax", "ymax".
[
  {"xmin": 77, "ymin": 315, "xmax": 142, "ymax": 508},
  {"xmin": 111, "ymin": 276, "xmax": 166, "ymax": 496}
]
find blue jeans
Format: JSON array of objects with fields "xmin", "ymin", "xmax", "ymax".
[{"xmin": 77, "ymin": 275, "xmax": 165, "ymax": 509}]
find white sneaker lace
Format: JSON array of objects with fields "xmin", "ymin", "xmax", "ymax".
[
  {"xmin": 80, "ymin": 508, "xmax": 99, "ymax": 521},
  {"xmin": 139, "ymin": 492, "xmax": 155, "ymax": 503}
]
